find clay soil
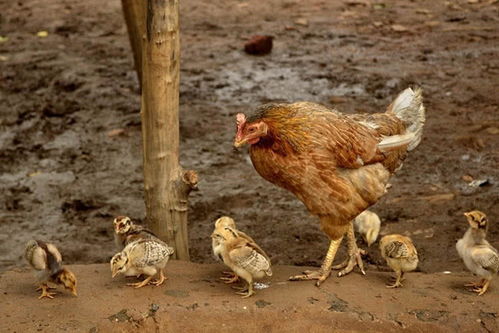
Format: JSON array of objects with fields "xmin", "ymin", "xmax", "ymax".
[{"xmin": 0, "ymin": 0, "xmax": 498, "ymax": 330}]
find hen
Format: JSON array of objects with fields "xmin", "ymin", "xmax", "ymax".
[{"xmin": 234, "ymin": 87, "xmax": 425, "ymax": 286}]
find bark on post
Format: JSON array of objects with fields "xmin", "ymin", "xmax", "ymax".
[
  {"xmin": 141, "ymin": 0, "xmax": 197, "ymax": 260},
  {"xmin": 121, "ymin": 0, "xmax": 146, "ymax": 89}
]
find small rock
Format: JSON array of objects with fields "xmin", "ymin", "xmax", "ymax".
[
  {"xmin": 391, "ymin": 24, "xmax": 408, "ymax": 32},
  {"xmin": 462, "ymin": 175, "xmax": 474, "ymax": 182},
  {"xmin": 255, "ymin": 300, "xmax": 272, "ymax": 308},
  {"xmin": 244, "ymin": 35, "xmax": 273, "ymax": 55},
  {"xmin": 294, "ymin": 18, "xmax": 309, "ymax": 26}
]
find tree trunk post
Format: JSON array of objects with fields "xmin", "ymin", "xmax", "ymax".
[
  {"xmin": 141, "ymin": 0, "xmax": 197, "ymax": 260},
  {"xmin": 121, "ymin": 0, "xmax": 146, "ymax": 89}
]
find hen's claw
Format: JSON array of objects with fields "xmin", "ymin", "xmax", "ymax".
[
  {"xmin": 289, "ymin": 269, "xmax": 331, "ymax": 287},
  {"xmin": 334, "ymin": 223, "xmax": 366, "ymax": 277}
]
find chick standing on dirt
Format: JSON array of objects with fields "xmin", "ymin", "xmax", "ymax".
[
  {"xmin": 212, "ymin": 226, "xmax": 272, "ymax": 298},
  {"xmin": 353, "ymin": 210, "xmax": 381, "ymax": 247},
  {"xmin": 113, "ymin": 216, "xmax": 158, "ymax": 250},
  {"xmin": 379, "ymin": 234, "xmax": 418, "ymax": 288},
  {"xmin": 25, "ymin": 240, "xmax": 78, "ymax": 299},
  {"xmin": 211, "ymin": 216, "xmax": 271, "ymax": 284},
  {"xmin": 456, "ymin": 210, "xmax": 499, "ymax": 296},
  {"xmin": 111, "ymin": 238, "xmax": 174, "ymax": 288}
]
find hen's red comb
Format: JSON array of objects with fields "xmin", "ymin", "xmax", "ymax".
[{"xmin": 236, "ymin": 113, "xmax": 246, "ymax": 132}]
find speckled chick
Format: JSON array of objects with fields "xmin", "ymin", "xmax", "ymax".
[
  {"xmin": 111, "ymin": 238, "xmax": 174, "ymax": 288},
  {"xmin": 379, "ymin": 234, "xmax": 418, "ymax": 288},
  {"xmin": 456, "ymin": 210, "xmax": 499, "ymax": 295},
  {"xmin": 212, "ymin": 226, "xmax": 272, "ymax": 298},
  {"xmin": 25, "ymin": 240, "xmax": 77, "ymax": 299},
  {"xmin": 211, "ymin": 216, "xmax": 270, "ymax": 284},
  {"xmin": 113, "ymin": 216, "xmax": 158, "ymax": 249}
]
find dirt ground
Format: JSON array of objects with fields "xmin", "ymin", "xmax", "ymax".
[
  {"xmin": 1, "ymin": 262, "xmax": 498, "ymax": 332},
  {"xmin": 0, "ymin": 0, "xmax": 498, "ymax": 298}
]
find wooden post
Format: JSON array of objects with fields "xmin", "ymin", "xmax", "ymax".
[
  {"xmin": 121, "ymin": 0, "xmax": 146, "ymax": 89},
  {"xmin": 141, "ymin": 0, "xmax": 197, "ymax": 260}
]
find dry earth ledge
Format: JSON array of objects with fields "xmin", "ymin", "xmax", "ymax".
[{"xmin": 1, "ymin": 261, "xmax": 497, "ymax": 332}]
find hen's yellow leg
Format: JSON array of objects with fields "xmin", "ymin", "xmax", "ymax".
[
  {"xmin": 289, "ymin": 236, "xmax": 343, "ymax": 287},
  {"xmin": 332, "ymin": 223, "xmax": 366, "ymax": 277}
]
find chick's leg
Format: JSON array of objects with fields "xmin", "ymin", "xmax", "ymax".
[
  {"xmin": 332, "ymin": 222, "xmax": 366, "ymax": 277},
  {"xmin": 151, "ymin": 269, "xmax": 167, "ymax": 287},
  {"xmin": 37, "ymin": 283, "xmax": 56, "ymax": 299},
  {"xmin": 220, "ymin": 271, "xmax": 239, "ymax": 284},
  {"xmin": 289, "ymin": 236, "xmax": 343, "ymax": 287},
  {"xmin": 386, "ymin": 270, "xmax": 403, "ymax": 288},
  {"xmin": 236, "ymin": 278, "xmax": 255, "ymax": 298},
  {"xmin": 127, "ymin": 275, "xmax": 154, "ymax": 288},
  {"xmin": 474, "ymin": 280, "xmax": 490, "ymax": 296}
]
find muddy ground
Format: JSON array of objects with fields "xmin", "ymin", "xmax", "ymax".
[
  {"xmin": 1, "ymin": 262, "xmax": 498, "ymax": 332},
  {"xmin": 0, "ymin": 0, "xmax": 498, "ymax": 278}
]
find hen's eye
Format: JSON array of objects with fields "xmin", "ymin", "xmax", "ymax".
[{"xmin": 248, "ymin": 128, "xmax": 255, "ymax": 133}]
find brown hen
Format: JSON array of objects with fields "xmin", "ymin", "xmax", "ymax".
[{"xmin": 233, "ymin": 88, "xmax": 425, "ymax": 286}]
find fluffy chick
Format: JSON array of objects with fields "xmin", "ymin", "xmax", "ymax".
[
  {"xmin": 113, "ymin": 216, "xmax": 158, "ymax": 249},
  {"xmin": 212, "ymin": 227, "xmax": 272, "ymax": 298},
  {"xmin": 25, "ymin": 240, "xmax": 77, "ymax": 299},
  {"xmin": 111, "ymin": 238, "xmax": 174, "ymax": 288},
  {"xmin": 456, "ymin": 210, "xmax": 499, "ymax": 295},
  {"xmin": 211, "ymin": 216, "xmax": 270, "ymax": 284},
  {"xmin": 379, "ymin": 234, "xmax": 418, "ymax": 288},
  {"xmin": 353, "ymin": 210, "xmax": 381, "ymax": 247}
]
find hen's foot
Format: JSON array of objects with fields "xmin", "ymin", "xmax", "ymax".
[
  {"xmin": 333, "ymin": 224, "xmax": 366, "ymax": 277},
  {"xmin": 289, "ymin": 237, "xmax": 343, "ymax": 287},
  {"xmin": 289, "ymin": 269, "xmax": 332, "ymax": 287},
  {"xmin": 37, "ymin": 284, "xmax": 56, "ymax": 299}
]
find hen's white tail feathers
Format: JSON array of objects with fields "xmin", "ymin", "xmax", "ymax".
[
  {"xmin": 381, "ymin": 87, "xmax": 425, "ymax": 151},
  {"xmin": 378, "ymin": 133, "xmax": 415, "ymax": 152}
]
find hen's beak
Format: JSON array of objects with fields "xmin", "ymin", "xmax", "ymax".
[{"xmin": 234, "ymin": 138, "xmax": 246, "ymax": 148}]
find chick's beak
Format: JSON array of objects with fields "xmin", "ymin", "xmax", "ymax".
[
  {"xmin": 72, "ymin": 287, "xmax": 78, "ymax": 297},
  {"xmin": 112, "ymin": 269, "xmax": 118, "ymax": 278}
]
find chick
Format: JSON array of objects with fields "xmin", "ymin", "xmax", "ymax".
[
  {"xmin": 456, "ymin": 210, "xmax": 499, "ymax": 295},
  {"xmin": 111, "ymin": 238, "xmax": 174, "ymax": 288},
  {"xmin": 113, "ymin": 216, "xmax": 158, "ymax": 249},
  {"xmin": 212, "ymin": 226, "xmax": 272, "ymax": 298},
  {"xmin": 379, "ymin": 234, "xmax": 418, "ymax": 288},
  {"xmin": 353, "ymin": 210, "xmax": 381, "ymax": 247},
  {"xmin": 211, "ymin": 216, "xmax": 270, "ymax": 283},
  {"xmin": 25, "ymin": 240, "xmax": 78, "ymax": 299}
]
